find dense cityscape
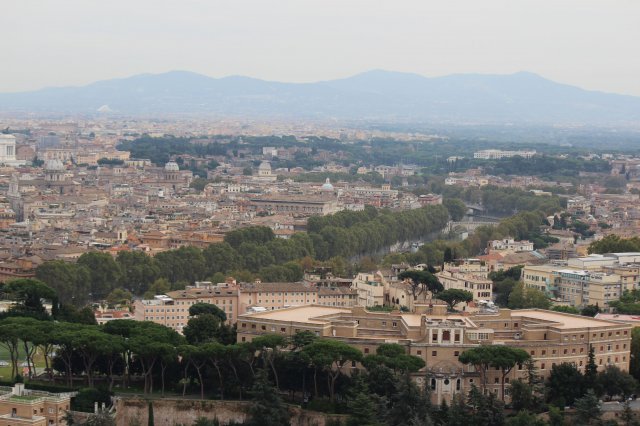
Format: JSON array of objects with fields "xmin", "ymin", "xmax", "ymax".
[
  {"xmin": 0, "ymin": 116, "xmax": 639, "ymax": 425},
  {"xmin": 2, "ymin": 1, "xmax": 640, "ymax": 425}
]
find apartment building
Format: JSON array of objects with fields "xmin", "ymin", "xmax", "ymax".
[
  {"xmin": 522, "ymin": 264, "xmax": 559, "ymax": 295},
  {"xmin": 0, "ymin": 383, "xmax": 73, "ymax": 426},
  {"xmin": 523, "ymin": 252, "xmax": 640, "ymax": 308},
  {"xmin": 134, "ymin": 282, "xmax": 240, "ymax": 332},
  {"xmin": 236, "ymin": 306, "xmax": 631, "ymax": 404},
  {"xmin": 443, "ymin": 259, "xmax": 489, "ymax": 278},
  {"xmin": 488, "ymin": 238, "xmax": 534, "ymax": 253},
  {"xmin": 238, "ymin": 282, "xmax": 317, "ymax": 313},
  {"xmin": 317, "ymin": 286, "xmax": 358, "ymax": 307},
  {"xmin": 436, "ymin": 270, "xmax": 493, "ymax": 305},
  {"xmin": 352, "ymin": 272, "xmax": 385, "ymax": 307},
  {"xmin": 554, "ymin": 269, "xmax": 624, "ymax": 309},
  {"xmin": 133, "ymin": 281, "xmax": 318, "ymax": 333}
]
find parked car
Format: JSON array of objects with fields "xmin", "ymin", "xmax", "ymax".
[{"xmin": 0, "ymin": 361, "xmax": 9, "ymax": 367}]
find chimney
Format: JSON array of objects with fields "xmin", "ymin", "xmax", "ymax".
[{"xmin": 12, "ymin": 383, "xmax": 24, "ymax": 396}]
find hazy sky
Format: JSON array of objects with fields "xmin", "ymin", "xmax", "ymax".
[{"xmin": 2, "ymin": 0, "xmax": 639, "ymax": 95}]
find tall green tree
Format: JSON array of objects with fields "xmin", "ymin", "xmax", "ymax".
[
  {"xmin": 116, "ymin": 251, "xmax": 159, "ymax": 295},
  {"xmin": 35, "ymin": 260, "xmax": 91, "ymax": 306},
  {"xmin": 362, "ymin": 343, "xmax": 425, "ymax": 373},
  {"xmin": 245, "ymin": 369, "xmax": 290, "ymax": 426},
  {"xmin": 436, "ymin": 289, "xmax": 474, "ymax": 311},
  {"xmin": 398, "ymin": 270, "xmax": 444, "ymax": 300},
  {"xmin": 596, "ymin": 365, "xmax": 638, "ymax": 399},
  {"xmin": 302, "ymin": 339, "xmax": 363, "ymax": 402},
  {"xmin": 77, "ymin": 252, "xmax": 122, "ymax": 300},
  {"xmin": 574, "ymin": 389, "xmax": 602, "ymax": 425},
  {"xmin": 1, "ymin": 279, "xmax": 56, "ymax": 318},
  {"xmin": 546, "ymin": 363, "xmax": 585, "ymax": 407},
  {"xmin": 507, "ymin": 282, "xmax": 550, "ymax": 309}
]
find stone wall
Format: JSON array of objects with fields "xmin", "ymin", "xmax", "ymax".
[{"xmin": 115, "ymin": 397, "xmax": 348, "ymax": 426}]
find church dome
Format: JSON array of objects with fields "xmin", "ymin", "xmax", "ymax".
[
  {"xmin": 45, "ymin": 159, "xmax": 64, "ymax": 171},
  {"xmin": 164, "ymin": 161, "xmax": 180, "ymax": 172},
  {"xmin": 321, "ymin": 178, "xmax": 334, "ymax": 191},
  {"xmin": 258, "ymin": 161, "xmax": 272, "ymax": 171}
]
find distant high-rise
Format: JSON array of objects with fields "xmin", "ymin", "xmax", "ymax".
[{"xmin": 39, "ymin": 134, "xmax": 60, "ymax": 148}]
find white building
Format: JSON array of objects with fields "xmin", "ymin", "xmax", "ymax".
[
  {"xmin": 489, "ymin": 238, "xmax": 534, "ymax": 252},
  {"xmin": 473, "ymin": 149, "xmax": 536, "ymax": 160},
  {"xmin": 0, "ymin": 135, "xmax": 26, "ymax": 166}
]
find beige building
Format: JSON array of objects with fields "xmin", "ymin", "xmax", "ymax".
[
  {"xmin": 522, "ymin": 264, "xmax": 559, "ymax": 295},
  {"xmin": 352, "ymin": 272, "xmax": 385, "ymax": 307},
  {"xmin": 0, "ymin": 383, "xmax": 73, "ymax": 426},
  {"xmin": 443, "ymin": 259, "xmax": 489, "ymax": 278},
  {"xmin": 134, "ymin": 281, "xmax": 320, "ymax": 333},
  {"xmin": 317, "ymin": 286, "xmax": 358, "ymax": 307},
  {"xmin": 554, "ymin": 269, "xmax": 625, "ymax": 310},
  {"xmin": 236, "ymin": 306, "xmax": 631, "ymax": 404},
  {"xmin": 436, "ymin": 270, "xmax": 493, "ymax": 304},
  {"xmin": 134, "ymin": 282, "xmax": 240, "ymax": 332},
  {"xmin": 249, "ymin": 196, "xmax": 339, "ymax": 216},
  {"xmin": 238, "ymin": 282, "xmax": 317, "ymax": 313}
]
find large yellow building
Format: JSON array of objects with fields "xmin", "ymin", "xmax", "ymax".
[
  {"xmin": 0, "ymin": 384, "xmax": 73, "ymax": 426},
  {"xmin": 236, "ymin": 305, "xmax": 631, "ymax": 404}
]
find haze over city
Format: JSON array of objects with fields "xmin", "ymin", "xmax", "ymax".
[{"xmin": 3, "ymin": 0, "xmax": 640, "ymax": 96}]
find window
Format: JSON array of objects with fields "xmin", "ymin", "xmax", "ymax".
[
  {"xmin": 432, "ymin": 351, "xmax": 437, "ymax": 357},
  {"xmin": 456, "ymin": 379, "xmax": 461, "ymax": 391},
  {"xmin": 417, "ymin": 350, "xmax": 422, "ymax": 355},
  {"xmin": 454, "ymin": 351, "xmax": 459, "ymax": 357},
  {"xmin": 431, "ymin": 378, "xmax": 436, "ymax": 390},
  {"xmin": 541, "ymin": 350, "xmax": 546, "ymax": 355},
  {"xmin": 494, "ymin": 378, "xmax": 500, "ymax": 384},
  {"xmin": 541, "ymin": 363, "xmax": 545, "ymax": 369},
  {"xmin": 364, "ymin": 348, "xmax": 369, "ymax": 354},
  {"xmin": 530, "ymin": 350, "xmax": 535, "ymax": 355},
  {"xmin": 392, "ymin": 321, "xmax": 397, "ymax": 327}
]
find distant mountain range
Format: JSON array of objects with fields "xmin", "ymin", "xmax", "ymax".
[{"xmin": 1, "ymin": 70, "xmax": 639, "ymax": 124}]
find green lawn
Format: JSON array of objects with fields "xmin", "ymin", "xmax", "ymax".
[{"xmin": 0, "ymin": 344, "xmax": 47, "ymax": 381}]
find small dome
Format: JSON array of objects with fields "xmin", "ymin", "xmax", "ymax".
[
  {"xmin": 45, "ymin": 159, "xmax": 64, "ymax": 171},
  {"xmin": 321, "ymin": 178, "xmax": 334, "ymax": 191},
  {"xmin": 258, "ymin": 161, "xmax": 272, "ymax": 170},
  {"xmin": 164, "ymin": 161, "xmax": 180, "ymax": 171}
]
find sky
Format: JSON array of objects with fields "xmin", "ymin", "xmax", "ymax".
[{"xmin": 2, "ymin": 0, "xmax": 640, "ymax": 96}]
